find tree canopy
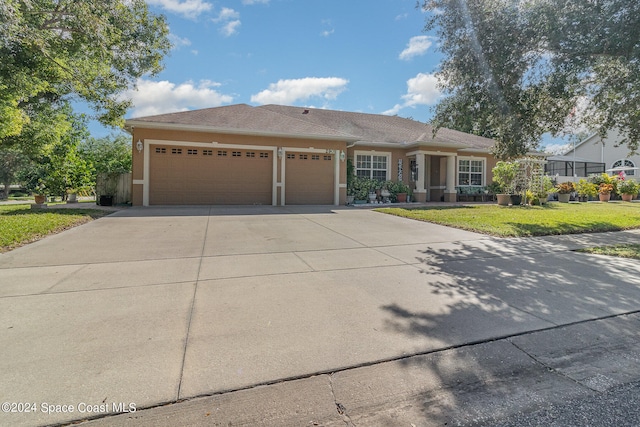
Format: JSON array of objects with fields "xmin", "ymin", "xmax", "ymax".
[
  {"xmin": 422, "ymin": 0, "xmax": 640, "ymax": 159},
  {"xmin": 0, "ymin": 0, "xmax": 171, "ymax": 138}
]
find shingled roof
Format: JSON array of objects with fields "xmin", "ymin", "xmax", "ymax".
[{"xmin": 126, "ymin": 103, "xmax": 495, "ymax": 151}]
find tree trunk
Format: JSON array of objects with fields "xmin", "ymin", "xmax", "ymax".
[{"xmin": 1, "ymin": 181, "xmax": 10, "ymax": 200}]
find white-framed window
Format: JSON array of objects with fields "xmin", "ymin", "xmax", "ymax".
[
  {"xmin": 611, "ymin": 159, "xmax": 636, "ymax": 176},
  {"xmin": 355, "ymin": 151, "xmax": 390, "ymax": 181},
  {"xmin": 458, "ymin": 157, "xmax": 485, "ymax": 186}
]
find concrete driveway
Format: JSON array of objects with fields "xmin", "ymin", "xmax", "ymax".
[{"xmin": 2, "ymin": 205, "xmax": 640, "ymax": 426}]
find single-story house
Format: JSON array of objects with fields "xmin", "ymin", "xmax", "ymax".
[
  {"xmin": 125, "ymin": 104, "xmax": 499, "ymax": 206},
  {"xmin": 564, "ymin": 130, "xmax": 640, "ymax": 177}
]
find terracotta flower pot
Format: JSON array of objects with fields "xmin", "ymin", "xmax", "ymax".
[
  {"xmin": 34, "ymin": 195, "xmax": 46, "ymax": 204},
  {"xmin": 621, "ymin": 193, "xmax": 635, "ymax": 202},
  {"xmin": 396, "ymin": 193, "xmax": 407, "ymax": 203},
  {"xmin": 599, "ymin": 193, "xmax": 611, "ymax": 202},
  {"xmin": 496, "ymin": 194, "xmax": 511, "ymax": 206}
]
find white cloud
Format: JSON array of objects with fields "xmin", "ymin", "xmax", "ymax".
[
  {"xmin": 543, "ymin": 142, "xmax": 572, "ymax": 155},
  {"xmin": 220, "ymin": 19, "xmax": 241, "ymax": 36},
  {"xmin": 250, "ymin": 77, "xmax": 349, "ymax": 105},
  {"xmin": 168, "ymin": 33, "xmax": 191, "ymax": 49},
  {"xmin": 146, "ymin": 0, "xmax": 212, "ymax": 19},
  {"xmin": 125, "ymin": 79, "xmax": 233, "ymax": 117},
  {"xmin": 214, "ymin": 7, "xmax": 240, "ymax": 22},
  {"xmin": 382, "ymin": 72, "xmax": 441, "ymax": 116},
  {"xmin": 320, "ymin": 19, "xmax": 334, "ymax": 37},
  {"xmin": 213, "ymin": 7, "xmax": 241, "ymax": 36},
  {"xmin": 399, "ymin": 36, "xmax": 435, "ymax": 60}
]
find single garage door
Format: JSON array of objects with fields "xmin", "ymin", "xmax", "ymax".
[
  {"xmin": 149, "ymin": 145, "xmax": 273, "ymax": 205},
  {"xmin": 285, "ymin": 152, "xmax": 334, "ymax": 204}
]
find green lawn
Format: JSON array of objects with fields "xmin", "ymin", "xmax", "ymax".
[
  {"xmin": 377, "ymin": 202, "xmax": 640, "ymax": 237},
  {"xmin": 578, "ymin": 244, "xmax": 640, "ymax": 259},
  {"xmin": 0, "ymin": 204, "xmax": 109, "ymax": 252}
]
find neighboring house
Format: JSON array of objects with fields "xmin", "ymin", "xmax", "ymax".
[
  {"xmin": 125, "ymin": 104, "xmax": 498, "ymax": 206},
  {"xmin": 545, "ymin": 155, "xmax": 605, "ymax": 182},
  {"xmin": 564, "ymin": 130, "xmax": 640, "ymax": 178}
]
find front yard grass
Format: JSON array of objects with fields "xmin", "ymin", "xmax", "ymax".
[
  {"xmin": 377, "ymin": 202, "xmax": 640, "ymax": 237},
  {"xmin": 0, "ymin": 204, "xmax": 109, "ymax": 252},
  {"xmin": 578, "ymin": 244, "xmax": 640, "ymax": 259}
]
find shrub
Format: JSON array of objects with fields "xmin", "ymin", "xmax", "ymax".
[
  {"xmin": 492, "ymin": 161, "xmax": 518, "ymax": 194},
  {"xmin": 575, "ymin": 179, "xmax": 598, "ymax": 198}
]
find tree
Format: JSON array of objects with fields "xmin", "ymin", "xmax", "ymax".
[
  {"xmin": 0, "ymin": 0, "xmax": 170, "ymax": 139},
  {"xmin": 422, "ymin": 0, "xmax": 640, "ymax": 159},
  {"xmin": 79, "ymin": 134, "xmax": 132, "ymax": 180},
  {"xmin": 12, "ymin": 105, "xmax": 92, "ymax": 198},
  {"xmin": 0, "ymin": 147, "xmax": 27, "ymax": 199}
]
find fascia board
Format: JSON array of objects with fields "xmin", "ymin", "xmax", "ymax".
[{"xmin": 124, "ymin": 120, "xmax": 358, "ymax": 143}]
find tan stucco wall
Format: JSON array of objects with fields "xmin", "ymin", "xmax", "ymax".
[{"xmin": 131, "ymin": 127, "xmax": 348, "ymax": 206}]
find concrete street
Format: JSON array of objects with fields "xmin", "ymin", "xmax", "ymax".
[{"xmin": 0, "ymin": 205, "xmax": 639, "ymax": 426}]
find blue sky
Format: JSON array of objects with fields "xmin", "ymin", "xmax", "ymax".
[
  {"xmin": 101, "ymin": 0, "xmax": 442, "ymax": 127},
  {"xmin": 94, "ymin": 0, "xmax": 569, "ymax": 151}
]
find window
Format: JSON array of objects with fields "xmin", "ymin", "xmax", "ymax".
[
  {"xmin": 218, "ymin": 150, "xmax": 227, "ymax": 157},
  {"xmin": 155, "ymin": 147, "xmax": 166, "ymax": 154},
  {"xmin": 286, "ymin": 153, "xmax": 295, "ymax": 159},
  {"xmin": 458, "ymin": 158, "xmax": 484, "ymax": 186},
  {"xmin": 612, "ymin": 159, "xmax": 636, "ymax": 176},
  {"xmin": 311, "ymin": 154, "xmax": 320, "ymax": 160},
  {"xmin": 246, "ymin": 152, "xmax": 255, "ymax": 158},
  {"xmin": 260, "ymin": 152, "xmax": 269, "ymax": 158},
  {"xmin": 299, "ymin": 154, "xmax": 308, "ymax": 160},
  {"xmin": 171, "ymin": 148, "xmax": 182, "ymax": 155},
  {"xmin": 232, "ymin": 151, "xmax": 242, "ymax": 157},
  {"xmin": 203, "ymin": 150, "xmax": 213, "ymax": 156},
  {"xmin": 323, "ymin": 155, "xmax": 332, "ymax": 161},
  {"xmin": 187, "ymin": 149, "xmax": 198, "ymax": 155},
  {"xmin": 356, "ymin": 153, "xmax": 389, "ymax": 180}
]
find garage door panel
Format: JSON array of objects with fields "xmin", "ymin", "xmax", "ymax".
[
  {"xmin": 149, "ymin": 146, "xmax": 272, "ymax": 205},
  {"xmin": 285, "ymin": 153, "xmax": 334, "ymax": 204}
]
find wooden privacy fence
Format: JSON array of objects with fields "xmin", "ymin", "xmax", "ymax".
[{"xmin": 96, "ymin": 173, "xmax": 131, "ymax": 205}]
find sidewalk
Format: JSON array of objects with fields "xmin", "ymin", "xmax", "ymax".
[{"xmin": 78, "ymin": 312, "xmax": 640, "ymax": 426}]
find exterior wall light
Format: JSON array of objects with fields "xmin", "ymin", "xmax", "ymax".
[
  {"xmin": 136, "ymin": 140, "xmax": 143, "ymax": 153},
  {"xmin": 340, "ymin": 150, "xmax": 346, "ymax": 162},
  {"xmin": 277, "ymin": 147, "xmax": 283, "ymax": 158}
]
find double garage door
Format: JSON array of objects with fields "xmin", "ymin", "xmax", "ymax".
[{"xmin": 149, "ymin": 145, "xmax": 334, "ymax": 205}]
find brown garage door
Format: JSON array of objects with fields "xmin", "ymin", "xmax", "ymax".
[
  {"xmin": 149, "ymin": 145, "xmax": 273, "ymax": 205},
  {"xmin": 285, "ymin": 152, "xmax": 334, "ymax": 204}
]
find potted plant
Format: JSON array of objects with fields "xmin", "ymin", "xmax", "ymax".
[
  {"xmin": 349, "ymin": 176, "xmax": 373, "ymax": 204},
  {"xmin": 386, "ymin": 180, "xmax": 410, "ymax": 203},
  {"xmin": 617, "ymin": 179, "xmax": 638, "ymax": 202},
  {"xmin": 492, "ymin": 161, "xmax": 519, "ymax": 206},
  {"xmin": 537, "ymin": 175, "xmax": 554, "ymax": 204},
  {"xmin": 589, "ymin": 173, "xmax": 618, "ymax": 197},
  {"xmin": 575, "ymin": 179, "xmax": 598, "ymax": 202},
  {"xmin": 17, "ymin": 164, "xmax": 48, "ymax": 205},
  {"xmin": 394, "ymin": 181, "xmax": 411, "ymax": 203},
  {"xmin": 598, "ymin": 183, "xmax": 614, "ymax": 202},
  {"xmin": 555, "ymin": 181, "xmax": 575, "ymax": 203}
]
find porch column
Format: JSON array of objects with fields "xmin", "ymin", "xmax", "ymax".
[
  {"xmin": 415, "ymin": 153, "xmax": 427, "ymax": 202},
  {"xmin": 444, "ymin": 155, "xmax": 457, "ymax": 202}
]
